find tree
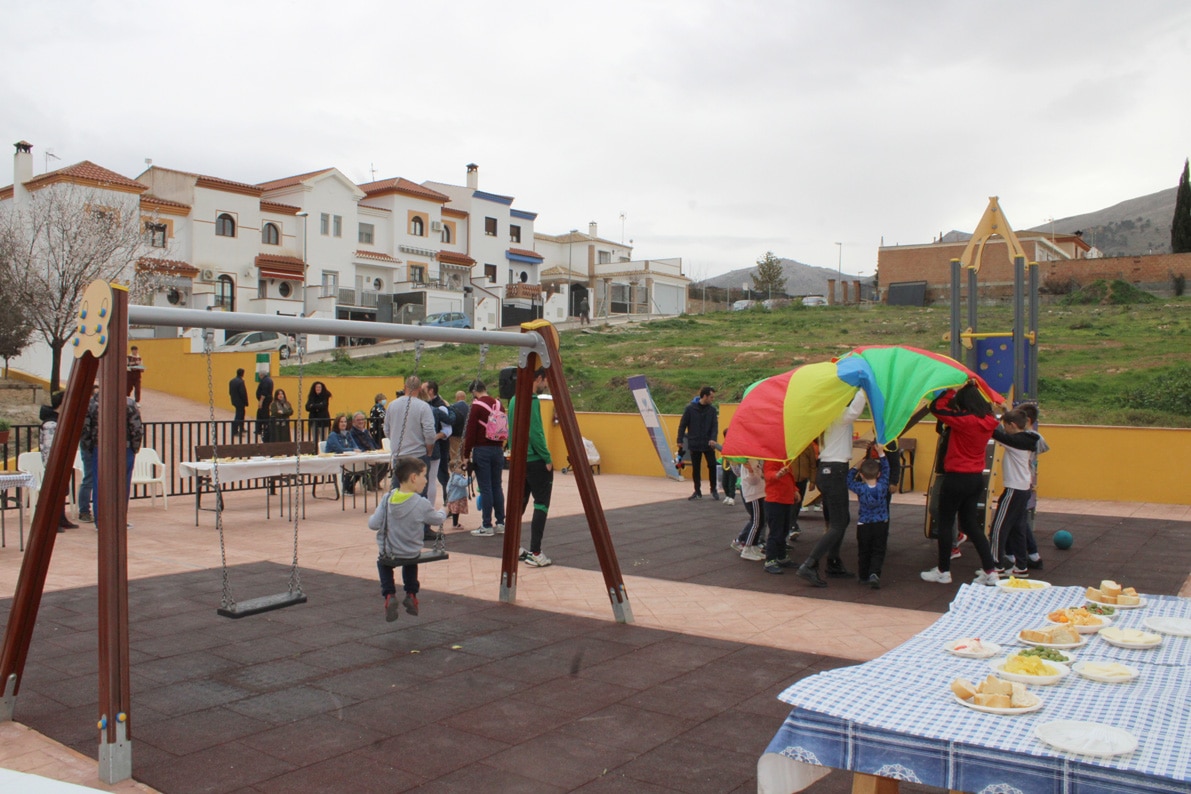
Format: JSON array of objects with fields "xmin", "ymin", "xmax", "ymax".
[
  {"xmin": 1173, "ymin": 158, "xmax": 1191, "ymax": 254},
  {"xmin": 0, "ymin": 231, "xmax": 34, "ymax": 378},
  {"xmin": 0, "ymin": 183, "xmax": 148, "ymax": 392},
  {"xmin": 752, "ymin": 251, "xmax": 786, "ymax": 298}
]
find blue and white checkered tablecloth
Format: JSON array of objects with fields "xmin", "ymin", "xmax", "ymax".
[{"xmin": 763, "ymin": 586, "xmax": 1191, "ymax": 793}]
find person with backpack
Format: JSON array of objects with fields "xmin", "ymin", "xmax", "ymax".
[{"xmin": 462, "ymin": 378, "xmax": 507, "ymax": 536}]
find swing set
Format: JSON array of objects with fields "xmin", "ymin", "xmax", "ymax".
[{"xmin": 0, "ymin": 281, "xmax": 633, "ymax": 783}]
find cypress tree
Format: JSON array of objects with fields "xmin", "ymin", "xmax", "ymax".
[{"xmin": 1172, "ymin": 158, "xmax": 1191, "ymax": 254}]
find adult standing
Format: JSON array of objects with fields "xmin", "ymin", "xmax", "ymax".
[
  {"xmin": 463, "ymin": 379, "xmax": 506, "ymax": 536},
  {"xmin": 510, "ymin": 368, "xmax": 554, "ymax": 566},
  {"xmin": 228, "ymin": 368, "xmax": 249, "ymax": 439},
  {"xmin": 921, "ymin": 382, "xmax": 1001, "ymax": 586},
  {"xmin": 449, "ymin": 390, "xmax": 470, "ymax": 471},
  {"xmin": 126, "ymin": 345, "xmax": 144, "ymax": 402},
  {"xmin": 80, "ymin": 392, "xmax": 143, "ymax": 520},
  {"xmin": 578, "ymin": 295, "xmax": 590, "ymax": 325},
  {"xmin": 676, "ymin": 386, "xmax": 719, "ymax": 501},
  {"xmin": 423, "ymin": 380, "xmax": 455, "ymax": 498},
  {"xmin": 255, "ymin": 370, "xmax": 274, "ymax": 441},
  {"xmin": 306, "ymin": 381, "xmax": 332, "ymax": 442},
  {"xmin": 270, "ymin": 388, "xmax": 294, "ymax": 443},
  {"xmin": 796, "ymin": 391, "xmax": 867, "ymax": 587},
  {"xmin": 383, "ymin": 375, "xmax": 436, "ymax": 464},
  {"xmin": 77, "ymin": 384, "xmax": 99, "ymax": 522}
]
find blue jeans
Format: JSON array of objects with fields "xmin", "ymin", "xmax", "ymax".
[
  {"xmin": 472, "ymin": 445, "xmax": 506, "ymax": 528},
  {"xmin": 79, "ymin": 451, "xmax": 96, "ymax": 516},
  {"xmin": 86, "ymin": 448, "xmax": 135, "ymax": 518}
]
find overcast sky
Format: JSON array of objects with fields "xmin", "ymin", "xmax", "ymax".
[{"xmin": 4, "ymin": 1, "xmax": 1189, "ymax": 278}]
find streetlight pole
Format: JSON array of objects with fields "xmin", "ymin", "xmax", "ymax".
[
  {"xmin": 835, "ymin": 241, "xmax": 842, "ymax": 303},
  {"xmin": 297, "ymin": 211, "xmax": 309, "ymax": 317},
  {"xmin": 568, "ymin": 229, "xmax": 577, "ymax": 318}
]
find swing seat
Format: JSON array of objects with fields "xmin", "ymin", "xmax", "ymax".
[
  {"xmin": 217, "ymin": 589, "xmax": 308, "ymax": 619},
  {"xmin": 378, "ymin": 548, "xmax": 450, "ymax": 566}
]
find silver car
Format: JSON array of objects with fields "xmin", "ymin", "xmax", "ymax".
[{"xmin": 216, "ymin": 330, "xmax": 293, "ymax": 359}]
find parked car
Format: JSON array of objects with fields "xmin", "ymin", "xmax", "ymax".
[
  {"xmin": 419, "ymin": 312, "xmax": 471, "ymax": 328},
  {"xmin": 802, "ymin": 296, "xmax": 828, "ymax": 307},
  {"xmin": 216, "ymin": 330, "xmax": 293, "ymax": 359},
  {"xmin": 731, "ymin": 300, "xmax": 756, "ymax": 311}
]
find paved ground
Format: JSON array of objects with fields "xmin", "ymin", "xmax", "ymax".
[{"xmin": 0, "ymin": 390, "xmax": 1188, "ymax": 792}]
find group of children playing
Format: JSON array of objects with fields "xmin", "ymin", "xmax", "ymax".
[{"xmin": 722, "ymin": 392, "xmax": 1047, "ymax": 591}]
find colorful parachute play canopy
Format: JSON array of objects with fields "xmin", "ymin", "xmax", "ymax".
[{"xmin": 721, "ymin": 345, "xmax": 1002, "ymax": 462}]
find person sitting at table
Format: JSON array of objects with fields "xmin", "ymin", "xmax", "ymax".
[
  {"xmin": 325, "ymin": 413, "xmax": 362, "ymax": 493},
  {"xmin": 349, "ymin": 411, "xmax": 387, "ymax": 490},
  {"xmin": 270, "ymin": 389, "xmax": 294, "ymax": 443}
]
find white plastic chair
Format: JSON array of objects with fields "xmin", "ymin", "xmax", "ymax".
[
  {"xmin": 17, "ymin": 452, "xmax": 44, "ymax": 510},
  {"xmin": 381, "ymin": 437, "xmax": 391, "ymax": 452},
  {"xmin": 130, "ymin": 448, "xmax": 168, "ymax": 509}
]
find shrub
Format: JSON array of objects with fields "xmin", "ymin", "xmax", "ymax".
[{"xmin": 1121, "ymin": 365, "xmax": 1191, "ymax": 417}]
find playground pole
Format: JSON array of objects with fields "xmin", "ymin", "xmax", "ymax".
[
  {"xmin": 1013, "ymin": 256, "xmax": 1026, "ymax": 404},
  {"xmin": 1029, "ymin": 261, "xmax": 1039, "ymax": 400},
  {"xmin": 950, "ymin": 259, "xmax": 962, "ymax": 362}
]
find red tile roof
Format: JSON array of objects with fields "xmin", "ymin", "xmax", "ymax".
[
  {"xmin": 260, "ymin": 200, "xmax": 301, "ymax": 215},
  {"xmin": 19, "ymin": 160, "xmax": 147, "ymax": 194},
  {"xmin": 254, "ymin": 254, "xmax": 306, "ymax": 277},
  {"xmin": 140, "ymin": 194, "xmax": 190, "ymax": 210},
  {"xmin": 507, "ymin": 247, "xmax": 543, "ymax": 260},
  {"xmin": 356, "ymin": 249, "xmax": 400, "ymax": 263},
  {"xmin": 358, "ymin": 177, "xmax": 450, "ymax": 203},
  {"xmin": 442, "ymin": 207, "xmax": 468, "ymax": 218},
  {"xmin": 437, "ymin": 250, "xmax": 476, "ymax": 266},
  {"xmin": 136, "ymin": 257, "xmax": 199, "ymax": 277},
  {"xmin": 257, "ymin": 168, "xmax": 335, "ymax": 192}
]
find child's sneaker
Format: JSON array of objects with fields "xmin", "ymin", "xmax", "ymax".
[
  {"xmin": 722, "ymin": 496, "xmax": 735, "ymax": 506},
  {"xmin": 1010, "ymin": 567, "xmax": 1030, "ymax": 577},
  {"xmin": 519, "ymin": 547, "xmax": 532, "ymax": 562},
  {"xmin": 402, "ymin": 594, "xmax": 419, "ymax": 616},
  {"xmin": 384, "ymin": 594, "xmax": 401, "ymax": 622},
  {"xmin": 973, "ymin": 570, "xmax": 1000, "ymax": 587},
  {"xmin": 950, "ymin": 546, "xmax": 962, "ymax": 559},
  {"xmin": 920, "ymin": 567, "xmax": 952, "ymax": 584},
  {"xmin": 955, "ymin": 532, "xmax": 968, "ymax": 545},
  {"xmin": 471, "ymin": 526, "xmax": 496, "ymax": 536},
  {"xmin": 495, "ymin": 523, "xmax": 506, "ymax": 534},
  {"xmin": 787, "ymin": 529, "xmax": 801, "ymax": 543},
  {"xmin": 740, "ymin": 546, "xmax": 766, "ymax": 561},
  {"xmin": 729, "ymin": 540, "xmax": 745, "ymax": 553},
  {"xmin": 524, "ymin": 552, "xmax": 552, "ymax": 568}
]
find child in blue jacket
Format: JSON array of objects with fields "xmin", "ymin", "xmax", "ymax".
[{"xmin": 849, "ymin": 445, "xmax": 890, "ymax": 589}]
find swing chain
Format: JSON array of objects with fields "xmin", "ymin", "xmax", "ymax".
[
  {"xmin": 476, "ymin": 343, "xmax": 489, "ymax": 383},
  {"xmin": 288, "ymin": 333, "xmax": 305, "ymax": 596},
  {"xmin": 204, "ymin": 329, "xmax": 235, "ymax": 612}
]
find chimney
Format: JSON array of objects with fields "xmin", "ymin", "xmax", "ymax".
[
  {"xmin": 588, "ymin": 221, "xmax": 598, "ymax": 237},
  {"xmin": 13, "ymin": 140, "xmax": 33, "ymax": 206},
  {"xmin": 466, "ymin": 163, "xmax": 478, "ymax": 190}
]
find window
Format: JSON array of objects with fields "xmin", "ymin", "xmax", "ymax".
[
  {"xmin": 215, "ymin": 213, "xmax": 236, "ymax": 237},
  {"xmin": 598, "ymin": 250, "xmax": 612, "ymax": 264},
  {"xmin": 261, "ymin": 222, "xmax": 280, "ymax": 245},
  {"xmin": 215, "ymin": 275, "xmax": 235, "ymax": 310},
  {"xmin": 321, "ymin": 271, "xmax": 339, "ymax": 297},
  {"xmin": 333, "ymin": 215, "xmax": 342, "ymax": 237},
  {"xmin": 358, "ymin": 222, "xmax": 374, "ymax": 244},
  {"xmin": 166, "ymin": 287, "xmax": 183, "ymax": 305},
  {"xmin": 411, "ymin": 217, "xmax": 424, "ymax": 237},
  {"xmin": 145, "ymin": 222, "xmax": 167, "ymax": 248},
  {"xmin": 484, "ymin": 264, "xmax": 497, "ymax": 282},
  {"xmin": 320, "ymin": 213, "xmax": 330, "ymax": 235},
  {"xmin": 510, "ymin": 224, "xmax": 521, "ymax": 243},
  {"xmin": 441, "ymin": 225, "xmax": 452, "ymax": 244},
  {"xmin": 484, "ymin": 217, "xmax": 497, "ymax": 237},
  {"xmin": 410, "ymin": 265, "xmax": 426, "ymax": 283},
  {"xmin": 278, "ymin": 281, "xmax": 293, "ymax": 298}
]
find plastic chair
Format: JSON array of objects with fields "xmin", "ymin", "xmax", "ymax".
[
  {"xmin": 130, "ymin": 448, "xmax": 169, "ymax": 509},
  {"xmin": 16, "ymin": 452, "xmax": 44, "ymax": 509},
  {"xmin": 381, "ymin": 438, "xmax": 391, "ymax": 452}
]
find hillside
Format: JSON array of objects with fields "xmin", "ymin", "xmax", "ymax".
[
  {"xmin": 695, "ymin": 257, "xmax": 875, "ymax": 299},
  {"xmin": 1025, "ymin": 187, "xmax": 1176, "ymax": 257}
]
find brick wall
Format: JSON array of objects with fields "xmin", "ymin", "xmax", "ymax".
[{"xmin": 879, "ymin": 242, "xmax": 1191, "ymax": 301}]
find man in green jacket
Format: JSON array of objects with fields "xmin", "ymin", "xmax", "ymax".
[{"xmin": 510, "ymin": 368, "xmax": 554, "ymax": 567}]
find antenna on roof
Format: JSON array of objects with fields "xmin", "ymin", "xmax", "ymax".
[
  {"xmin": 370, "ymin": 162, "xmax": 378, "ymax": 181},
  {"xmin": 44, "ymin": 149, "xmax": 60, "ymax": 173}
]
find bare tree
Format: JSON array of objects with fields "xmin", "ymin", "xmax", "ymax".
[
  {"xmin": 0, "ymin": 228, "xmax": 34, "ymax": 378},
  {"xmin": 0, "ymin": 183, "xmax": 148, "ymax": 392}
]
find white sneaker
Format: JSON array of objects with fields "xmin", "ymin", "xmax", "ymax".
[
  {"xmin": 722, "ymin": 496, "xmax": 735, "ymax": 506},
  {"xmin": 524, "ymin": 551, "xmax": 552, "ymax": 567},
  {"xmin": 729, "ymin": 540, "xmax": 745, "ymax": 552},
  {"xmin": 973, "ymin": 570, "xmax": 1000, "ymax": 586},
  {"xmin": 470, "ymin": 526, "xmax": 495, "ymax": 537},
  {"xmin": 740, "ymin": 546, "xmax": 766, "ymax": 561},
  {"xmin": 920, "ymin": 567, "xmax": 952, "ymax": 584},
  {"xmin": 495, "ymin": 523, "xmax": 505, "ymax": 534}
]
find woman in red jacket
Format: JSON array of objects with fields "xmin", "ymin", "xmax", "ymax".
[{"xmin": 921, "ymin": 382, "xmax": 1001, "ymax": 586}]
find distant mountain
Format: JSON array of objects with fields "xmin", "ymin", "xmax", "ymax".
[
  {"xmin": 695, "ymin": 258, "xmax": 872, "ymax": 298},
  {"xmin": 1025, "ymin": 187, "xmax": 1176, "ymax": 257}
]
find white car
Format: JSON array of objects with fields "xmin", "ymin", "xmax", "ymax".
[
  {"xmin": 802, "ymin": 296, "xmax": 828, "ymax": 307},
  {"xmin": 216, "ymin": 330, "xmax": 293, "ymax": 359}
]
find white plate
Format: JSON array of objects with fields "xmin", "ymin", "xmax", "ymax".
[
  {"xmin": 1086, "ymin": 594, "xmax": 1147, "ymax": 610},
  {"xmin": 953, "ymin": 692, "xmax": 1042, "ymax": 715},
  {"xmin": 997, "ymin": 578, "xmax": 1052, "ymax": 592},
  {"xmin": 250, "ymin": 456, "xmax": 268, "ymax": 461},
  {"xmin": 990, "ymin": 657, "xmax": 1069, "ymax": 685},
  {"xmin": 1017, "ymin": 630, "xmax": 1088, "ymax": 650},
  {"xmin": 1143, "ymin": 616, "xmax": 1191, "ymax": 637},
  {"xmin": 1035, "ymin": 720, "xmax": 1137, "ymax": 757},
  {"xmin": 1072, "ymin": 661, "xmax": 1140, "ymax": 683},
  {"xmin": 944, "ymin": 638, "xmax": 1002, "ymax": 659},
  {"xmin": 1099, "ymin": 628, "xmax": 1162, "ymax": 649},
  {"xmin": 1046, "ymin": 614, "xmax": 1112, "ymax": 635}
]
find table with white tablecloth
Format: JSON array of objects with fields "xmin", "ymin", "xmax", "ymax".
[
  {"xmin": 0, "ymin": 471, "xmax": 35, "ymax": 550},
  {"xmin": 759, "ymin": 583, "xmax": 1191, "ymax": 794}
]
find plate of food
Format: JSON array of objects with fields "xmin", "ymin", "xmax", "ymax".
[
  {"xmin": 997, "ymin": 577, "xmax": 1051, "ymax": 591},
  {"xmin": 1099, "ymin": 627, "xmax": 1162, "ymax": 649},
  {"xmin": 1018, "ymin": 626, "xmax": 1088, "ymax": 650},
  {"xmin": 944, "ymin": 637, "xmax": 1002, "ymax": 659},
  {"xmin": 951, "ymin": 675, "xmax": 1041, "ymax": 714},
  {"xmin": 990, "ymin": 655, "xmax": 1069, "ymax": 685},
  {"xmin": 1046, "ymin": 607, "xmax": 1112, "ymax": 634},
  {"xmin": 1072, "ymin": 661, "xmax": 1139, "ymax": 683},
  {"xmin": 1083, "ymin": 602, "xmax": 1116, "ymax": 617},
  {"xmin": 1017, "ymin": 646, "xmax": 1074, "ymax": 664},
  {"xmin": 1035, "ymin": 720, "xmax": 1138, "ymax": 757},
  {"xmin": 1085, "ymin": 580, "xmax": 1145, "ymax": 608},
  {"xmin": 1142, "ymin": 616, "xmax": 1191, "ymax": 637}
]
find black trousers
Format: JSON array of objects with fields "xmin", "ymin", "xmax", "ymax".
[
  {"xmin": 521, "ymin": 459, "xmax": 554, "ymax": 554},
  {"xmin": 857, "ymin": 520, "xmax": 889, "ymax": 580},
  {"xmin": 808, "ymin": 462, "xmax": 849, "ymax": 566},
  {"xmin": 936, "ymin": 472, "xmax": 996, "ymax": 572},
  {"xmin": 689, "ymin": 449, "xmax": 718, "ymax": 495}
]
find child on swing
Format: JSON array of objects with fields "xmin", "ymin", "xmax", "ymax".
[{"xmin": 369, "ymin": 456, "xmax": 446, "ymax": 622}]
